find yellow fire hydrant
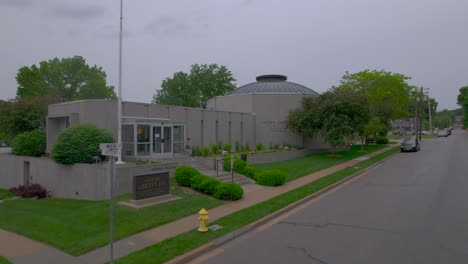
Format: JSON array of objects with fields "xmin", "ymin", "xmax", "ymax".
[{"xmin": 198, "ymin": 208, "xmax": 209, "ymax": 232}]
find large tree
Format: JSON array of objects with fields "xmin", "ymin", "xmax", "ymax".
[
  {"xmin": 287, "ymin": 89, "xmax": 370, "ymax": 152},
  {"xmin": 337, "ymin": 70, "xmax": 414, "ymax": 133},
  {"xmin": 153, "ymin": 64, "xmax": 236, "ymax": 108},
  {"xmin": 16, "ymin": 56, "xmax": 116, "ymax": 102},
  {"xmin": 458, "ymin": 86, "xmax": 468, "ymax": 127}
]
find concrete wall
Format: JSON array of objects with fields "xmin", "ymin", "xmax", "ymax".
[
  {"xmin": 206, "ymin": 94, "xmax": 253, "ymax": 113},
  {"xmin": 0, "ymin": 154, "xmax": 176, "ymax": 200},
  {"xmin": 208, "ymin": 93, "xmax": 319, "ymax": 147},
  {"xmin": 47, "ymin": 100, "xmax": 256, "ymax": 153},
  {"xmin": 252, "ymin": 94, "xmax": 308, "ymax": 146}
]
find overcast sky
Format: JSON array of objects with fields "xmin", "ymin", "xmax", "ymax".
[{"xmin": 1, "ymin": 0, "xmax": 467, "ymax": 110}]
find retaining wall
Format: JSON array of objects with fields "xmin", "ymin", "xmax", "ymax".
[{"xmin": 0, "ymin": 154, "xmax": 176, "ymax": 200}]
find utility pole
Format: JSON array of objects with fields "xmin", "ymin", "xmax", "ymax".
[
  {"xmin": 428, "ymin": 96, "xmax": 433, "ymax": 134},
  {"xmin": 418, "ymin": 86, "xmax": 424, "ymax": 141}
]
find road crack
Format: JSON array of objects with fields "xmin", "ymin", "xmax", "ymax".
[{"xmin": 287, "ymin": 245, "xmax": 329, "ymax": 263}]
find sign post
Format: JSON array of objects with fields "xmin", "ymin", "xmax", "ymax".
[{"xmin": 100, "ymin": 143, "xmax": 121, "ymax": 264}]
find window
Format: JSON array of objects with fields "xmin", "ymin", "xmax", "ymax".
[
  {"xmin": 173, "ymin": 125, "xmax": 185, "ymax": 153},
  {"xmin": 122, "ymin": 124, "xmax": 135, "ymax": 156},
  {"xmin": 137, "ymin": 125, "xmax": 150, "ymax": 156}
]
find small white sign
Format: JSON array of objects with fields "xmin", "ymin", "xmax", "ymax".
[{"xmin": 100, "ymin": 143, "xmax": 121, "ymax": 157}]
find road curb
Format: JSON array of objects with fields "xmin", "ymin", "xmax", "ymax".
[{"xmin": 168, "ymin": 147, "xmax": 400, "ymax": 264}]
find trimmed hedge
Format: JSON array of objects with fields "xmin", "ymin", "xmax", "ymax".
[
  {"xmin": 190, "ymin": 174, "xmax": 208, "ymax": 191},
  {"xmin": 176, "ymin": 166, "xmax": 243, "ymax": 200},
  {"xmin": 175, "ymin": 166, "xmax": 200, "ymax": 186},
  {"xmin": 239, "ymin": 166, "xmax": 256, "ymax": 179},
  {"xmin": 199, "ymin": 178, "xmax": 221, "ymax": 195},
  {"xmin": 223, "ymin": 155, "xmax": 247, "ymax": 173},
  {"xmin": 213, "ymin": 182, "xmax": 244, "ymax": 200},
  {"xmin": 12, "ymin": 130, "xmax": 46, "ymax": 157},
  {"xmin": 376, "ymin": 136, "xmax": 389, "ymax": 144},
  {"xmin": 52, "ymin": 124, "xmax": 114, "ymax": 164},
  {"xmin": 256, "ymin": 170, "xmax": 286, "ymax": 186}
]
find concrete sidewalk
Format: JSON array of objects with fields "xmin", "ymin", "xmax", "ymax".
[{"xmin": 1, "ymin": 145, "xmax": 396, "ymax": 264}]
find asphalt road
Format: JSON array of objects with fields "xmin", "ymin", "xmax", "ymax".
[{"xmin": 199, "ymin": 130, "xmax": 468, "ymax": 264}]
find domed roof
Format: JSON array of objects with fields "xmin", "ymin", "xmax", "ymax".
[{"xmin": 228, "ymin": 75, "xmax": 318, "ymax": 95}]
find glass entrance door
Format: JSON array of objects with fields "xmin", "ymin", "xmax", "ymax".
[
  {"xmin": 153, "ymin": 126, "xmax": 162, "ymax": 154},
  {"xmin": 152, "ymin": 125, "xmax": 172, "ymax": 155},
  {"xmin": 163, "ymin": 126, "xmax": 172, "ymax": 153}
]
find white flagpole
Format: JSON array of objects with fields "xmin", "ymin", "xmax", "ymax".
[{"xmin": 116, "ymin": 0, "xmax": 124, "ymax": 164}]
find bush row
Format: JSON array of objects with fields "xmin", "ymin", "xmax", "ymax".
[
  {"xmin": 175, "ymin": 166, "xmax": 243, "ymax": 200},
  {"xmin": 222, "ymin": 155, "xmax": 286, "ymax": 186}
]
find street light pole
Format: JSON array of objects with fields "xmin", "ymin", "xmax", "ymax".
[
  {"xmin": 428, "ymin": 96, "xmax": 433, "ymax": 134},
  {"xmin": 116, "ymin": 0, "xmax": 124, "ymax": 164}
]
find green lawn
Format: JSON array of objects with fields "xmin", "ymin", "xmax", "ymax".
[
  {"xmin": 115, "ymin": 146, "xmax": 400, "ymax": 264},
  {"xmin": 0, "ymin": 179, "xmax": 223, "ymax": 256},
  {"xmin": 0, "ymin": 189, "xmax": 14, "ymax": 200},
  {"xmin": 0, "ymin": 256, "xmax": 11, "ymax": 264},
  {"xmin": 252, "ymin": 144, "xmax": 388, "ymax": 182}
]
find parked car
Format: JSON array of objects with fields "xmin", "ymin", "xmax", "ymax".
[
  {"xmin": 401, "ymin": 138, "xmax": 420, "ymax": 152},
  {"xmin": 437, "ymin": 130, "xmax": 449, "ymax": 137}
]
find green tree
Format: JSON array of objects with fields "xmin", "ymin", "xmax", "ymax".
[
  {"xmin": 16, "ymin": 56, "xmax": 116, "ymax": 101},
  {"xmin": 0, "ymin": 95, "xmax": 58, "ymax": 137},
  {"xmin": 153, "ymin": 64, "xmax": 236, "ymax": 108},
  {"xmin": 458, "ymin": 86, "xmax": 468, "ymax": 127},
  {"xmin": 337, "ymin": 70, "xmax": 414, "ymax": 132},
  {"xmin": 287, "ymin": 89, "xmax": 370, "ymax": 152}
]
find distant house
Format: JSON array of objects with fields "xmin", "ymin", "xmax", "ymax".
[{"xmin": 391, "ymin": 118, "xmax": 416, "ymax": 134}]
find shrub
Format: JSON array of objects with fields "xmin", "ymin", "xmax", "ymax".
[
  {"xmin": 211, "ymin": 144, "xmax": 219, "ymax": 155},
  {"xmin": 202, "ymin": 146, "xmax": 211, "ymax": 157},
  {"xmin": 191, "ymin": 146, "xmax": 202, "ymax": 157},
  {"xmin": 256, "ymin": 170, "xmax": 286, "ymax": 186},
  {"xmin": 239, "ymin": 166, "xmax": 256, "ymax": 179},
  {"xmin": 190, "ymin": 174, "xmax": 208, "ymax": 191},
  {"xmin": 10, "ymin": 184, "xmax": 48, "ymax": 199},
  {"xmin": 222, "ymin": 143, "xmax": 232, "ymax": 152},
  {"xmin": 199, "ymin": 178, "xmax": 221, "ymax": 195},
  {"xmin": 223, "ymin": 155, "xmax": 247, "ymax": 172},
  {"xmin": 213, "ymin": 182, "xmax": 244, "ymax": 200},
  {"xmin": 52, "ymin": 124, "xmax": 113, "ymax": 164},
  {"xmin": 256, "ymin": 143, "xmax": 264, "ymax": 151},
  {"xmin": 235, "ymin": 141, "xmax": 240, "ymax": 153},
  {"xmin": 175, "ymin": 166, "xmax": 200, "ymax": 186},
  {"xmin": 234, "ymin": 158, "xmax": 247, "ymax": 172},
  {"xmin": 12, "ymin": 130, "xmax": 46, "ymax": 157},
  {"xmin": 376, "ymin": 136, "xmax": 389, "ymax": 144}
]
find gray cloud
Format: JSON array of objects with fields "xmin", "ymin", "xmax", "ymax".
[
  {"xmin": 145, "ymin": 15, "xmax": 192, "ymax": 38},
  {"xmin": 94, "ymin": 25, "xmax": 132, "ymax": 39},
  {"xmin": 49, "ymin": 4, "xmax": 106, "ymax": 20},
  {"xmin": 0, "ymin": 0, "xmax": 33, "ymax": 7},
  {"xmin": 242, "ymin": 0, "xmax": 253, "ymax": 7}
]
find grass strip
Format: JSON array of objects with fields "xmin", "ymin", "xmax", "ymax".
[
  {"xmin": 0, "ymin": 189, "xmax": 14, "ymax": 200},
  {"xmin": 0, "ymin": 180, "xmax": 223, "ymax": 256},
  {"xmin": 116, "ymin": 146, "xmax": 399, "ymax": 264},
  {"xmin": 0, "ymin": 256, "xmax": 12, "ymax": 264},
  {"xmin": 252, "ymin": 144, "xmax": 387, "ymax": 182}
]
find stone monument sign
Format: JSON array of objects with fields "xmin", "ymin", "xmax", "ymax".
[{"xmin": 133, "ymin": 172, "xmax": 169, "ymax": 200}]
